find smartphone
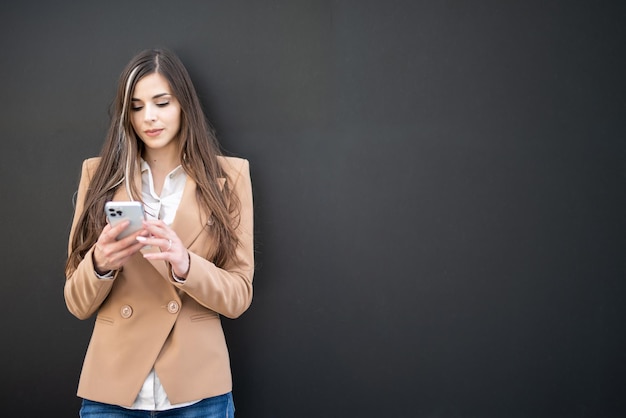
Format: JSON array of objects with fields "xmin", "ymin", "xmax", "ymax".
[{"xmin": 104, "ymin": 201, "xmax": 146, "ymax": 240}]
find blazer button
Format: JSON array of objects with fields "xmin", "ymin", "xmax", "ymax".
[
  {"xmin": 167, "ymin": 301, "xmax": 180, "ymax": 314},
  {"xmin": 120, "ymin": 305, "xmax": 133, "ymax": 319}
]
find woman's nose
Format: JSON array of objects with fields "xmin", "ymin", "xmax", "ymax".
[{"xmin": 144, "ymin": 104, "xmax": 157, "ymax": 121}]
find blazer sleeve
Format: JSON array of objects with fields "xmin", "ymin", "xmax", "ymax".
[
  {"xmin": 169, "ymin": 158, "xmax": 255, "ymax": 319},
  {"xmin": 64, "ymin": 158, "xmax": 117, "ymax": 320}
]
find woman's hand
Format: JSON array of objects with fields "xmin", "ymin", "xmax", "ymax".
[
  {"xmin": 93, "ymin": 221, "xmax": 148, "ymax": 274},
  {"xmin": 137, "ymin": 219, "xmax": 190, "ymax": 279}
]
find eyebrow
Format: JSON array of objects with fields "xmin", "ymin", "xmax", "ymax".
[{"xmin": 131, "ymin": 93, "xmax": 171, "ymax": 101}]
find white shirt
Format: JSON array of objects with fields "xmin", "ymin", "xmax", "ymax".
[
  {"xmin": 130, "ymin": 161, "xmax": 199, "ymax": 411},
  {"xmin": 140, "ymin": 160, "xmax": 186, "ymax": 225}
]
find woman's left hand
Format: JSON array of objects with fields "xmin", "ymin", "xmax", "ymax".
[{"xmin": 137, "ymin": 219, "xmax": 190, "ymax": 279}]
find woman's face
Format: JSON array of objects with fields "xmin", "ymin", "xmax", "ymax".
[{"xmin": 130, "ymin": 72, "xmax": 182, "ymax": 153}]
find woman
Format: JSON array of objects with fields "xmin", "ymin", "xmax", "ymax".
[{"xmin": 64, "ymin": 48, "xmax": 254, "ymax": 417}]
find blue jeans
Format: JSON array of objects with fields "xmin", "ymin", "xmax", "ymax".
[{"xmin": 79, "ymin": 393, "xmax": 234, "ymax": 417}]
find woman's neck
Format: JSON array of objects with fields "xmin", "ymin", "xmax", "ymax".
[
  {"xmin": 143, "ymin": 147, "xmax": 180, "ymax": 174},
  {"xmin": 142, "ymin": 148, "xmax": 181, "ymax": 196}
]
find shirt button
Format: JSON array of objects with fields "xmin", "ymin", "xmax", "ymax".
[
  {"xmin": 120, "ymin": 305, "xmax": 133, "ymax": 319},
  {"xmin": 167, "ymin": 301, "xmax": 180, "ymax": 314}
]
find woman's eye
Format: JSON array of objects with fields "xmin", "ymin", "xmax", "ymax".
[
  {"xmin": 156, "ymin": 102, "xmax": 169, "ymax": 107},
  {"xmin": 131, "ymin": 106, "xmax": 143, "ymax": 111}
]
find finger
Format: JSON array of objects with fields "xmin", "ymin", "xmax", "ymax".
[
  {"xmin": 142, "ymin": 219, "xmax": 171, "ymax": 237},
  {"xmin": 118, "ymin": 240, "xmax": 147, "ymax": 259},
  {"xmin": 117, "ymin": 227, "xmax": 148, "ymax": 246},
  {"xmin": 106, "ymin": 220, "xmax": 130, "ymax": 240},
  {"xmin": 110, "ymin": 241, "xmax": 147, "ymax": 269},
  {"xmin": 96, "ymin": 224, "xmax": 146, "ymax": 268},
  {"xmin": 96, "ymin": 222, "xmax": 123, "ymax": 246},
  {"xmin": 162, "ymin": 237, "xmax": 173, "ymax": 252},
  {"xmin": 136, "ymin": 235, "xmax": 163, "ymax": 247}
]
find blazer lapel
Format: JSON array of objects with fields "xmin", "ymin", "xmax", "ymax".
[{"xmin": 170, "ymin": 176, "xmax": 212, "ymax": 249}]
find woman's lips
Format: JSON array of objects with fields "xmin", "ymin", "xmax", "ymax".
[{"xmin": 144, "ymin": 129, "xmax": 163, "ymax": 137}]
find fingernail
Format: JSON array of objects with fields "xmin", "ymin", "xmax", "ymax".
[{"xmin": 136, "ymin": 236, "xmax": 147, "ymax": 242}]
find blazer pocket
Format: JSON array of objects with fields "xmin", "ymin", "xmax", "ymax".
[
  {"xmin": 96, "ymin": 315, "xmax": 115, "ymax": 325},
  {"xmin": 190, "ymin": 311, "xmax": 219, "ymax": 322},
  {"xmin": 96, "ymin": 315, "xmax": 114, "ymax": 325}
]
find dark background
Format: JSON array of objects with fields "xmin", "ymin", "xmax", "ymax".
[{"xmin": 1, "ymin": 1, "xmax": 624, "ymax": 417}]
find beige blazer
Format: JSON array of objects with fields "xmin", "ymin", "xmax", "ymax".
[{"xmin": 64, "ymin": 156, "xmax": 254, "ymax": 407}]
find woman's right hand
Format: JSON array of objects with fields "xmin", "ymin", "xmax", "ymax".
[{"xmin": 93, "ymin": 221, "xmax": 147, "ymax": 274}]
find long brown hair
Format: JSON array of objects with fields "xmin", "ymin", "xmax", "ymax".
[{"xmin": 66, "ymin": 48, "xmax": 240, "ymax": 275}]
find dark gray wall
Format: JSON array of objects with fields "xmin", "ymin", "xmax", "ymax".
[{"xmin": 1, "ymin": 1, "xmax": 624, "ymax": 417}]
